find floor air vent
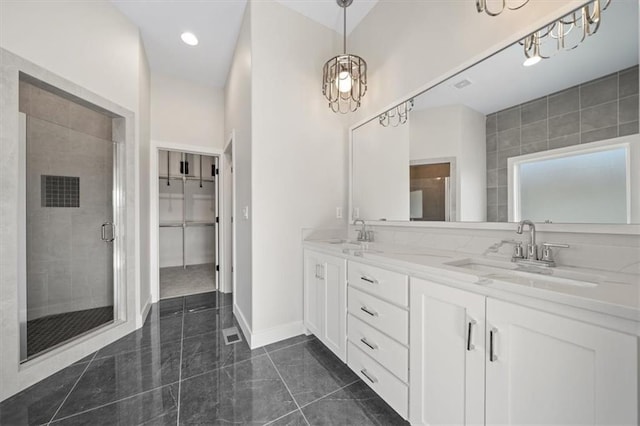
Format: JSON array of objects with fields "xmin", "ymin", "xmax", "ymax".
[{"xmin": 222, "ymin": 327, "xmax": 242, "ymax": 345}]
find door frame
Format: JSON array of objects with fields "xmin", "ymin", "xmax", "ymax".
[
  {"xmin": 223, "ymin": 131, "xmax": 236, "ymax": 297},
  {"xmin": 149, "ymin": 140, "xmax": 225, "ymax": 303}
]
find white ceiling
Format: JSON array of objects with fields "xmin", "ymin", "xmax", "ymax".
[
  {"xmin": 273, "ymin": 0, "xmax": 378, "ymax": 34},
  {"xmin": 112, "ymin": 0, "xmax": 377, "ymax": 88},
  {"xmin": 412, "ymin": 0, "xmax": 638, "ymax": 115}
]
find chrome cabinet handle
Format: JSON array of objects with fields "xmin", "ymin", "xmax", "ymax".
[
  {"xmin": 318, "ymin": 264, "xmax": 324, "ymax": 280},
  {"xmin": 360, "ymin": 337, "xmax": 378, "ymax": 350},
  {"xmin": 360, "ymin": 306, "xmax": 378, "ymax": 317},
  {"xmin": 467, "ymin": 319, "xmax": 476, "ymax": 351},
  {"xmin": 360, "ymin": 369, "xmax": 378, "ymax": 384},
  {"xmin": 489, "ymin": 327, "xmax": 498, "ymax": 362},
  {"xmin": 314, "ymin": 264, "xmax": 324, "ymax": 279},
  {"xmin": 101, "ymin": 223, "xmax": 115, "ymax": 242},
  {"xmin": 360, "ymin": 275, "xmax": 378, "ymax": 285}
]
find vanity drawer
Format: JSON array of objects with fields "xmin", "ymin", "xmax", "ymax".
[
  {"xmin": 348, "ymin": 287, "xmax": 408, "ymax": 345},
  {"xmin": 348, "ymin": 261, "xmax": 408, "ymax": 307},
  {"xmin": 348, "ymin": 314, "xmax": 408, "ymax": 382},
  {"xmin": 348, "ymin": 342, "xmax": 409, "ymax": 419}
]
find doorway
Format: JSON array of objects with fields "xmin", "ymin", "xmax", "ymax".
[{"xmin": 157, "ymin": 149, "xmax": 219, "ymax": 299}]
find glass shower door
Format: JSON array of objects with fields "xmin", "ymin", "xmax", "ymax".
[{"xmin": 20, "ymin": 78, "xmax": 115, "ymax": 361}]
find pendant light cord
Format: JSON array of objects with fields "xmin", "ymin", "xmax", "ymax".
[{"xmin": 343, "ymin": 4, "xmax": 347, "ymax": 54}]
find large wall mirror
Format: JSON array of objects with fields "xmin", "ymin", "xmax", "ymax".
[{"xmin": 351, "ymin": 0, "xmax": 639, "ymax": 225}]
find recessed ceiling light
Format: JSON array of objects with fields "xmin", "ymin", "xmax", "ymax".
[{"xmin": 181, "ymin": 32, "xmax": 198, "ymax": 46}]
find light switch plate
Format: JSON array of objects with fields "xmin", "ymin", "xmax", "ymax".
[
  {"xmin": 242, "ymin": 206, "xmax": 249, "ymax": 219},
  {"xmin": 336, "ymin": 207, "xmax": 343, "ymax": 219}
]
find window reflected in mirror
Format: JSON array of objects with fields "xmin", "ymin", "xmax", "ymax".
[{"xmin": 511, "ymin": 142, "xmax": 632, "ymax": 224}]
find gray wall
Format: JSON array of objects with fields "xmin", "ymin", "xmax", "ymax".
[
  {"xmin": 20, "ymin": 80, "xmax": 114, "ymax": 319},
  {"xmin": 486, "ymin": 66, "xmax": 639, "ymax": 222}
]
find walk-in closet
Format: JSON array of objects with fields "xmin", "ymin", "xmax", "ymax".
[{"xmin": 158, "ymin": 149, "xmax": 218, "ymax": 299}]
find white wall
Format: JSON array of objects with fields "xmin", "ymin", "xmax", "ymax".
[
  {"xmin": 249, "ymin": 0, "xmax": 347, "ymax": 341},
  {"xmin": 149, "ymin": 73, "xmax": 224, "ymax": 301},
  {"xmin": 150, "ymin": 73, "xmax": 225, "ymax": 149},
  {"xmin": 353, "ymin": 119, "xmax": 410, "ymax": 221},
  {"xmin": 0, "ymin": 0, "xmax": 142, "ymax": 115},
  {"xmin": 224, "ymin": 5, "xmax": 253, "ymax": 329},
  {"xmin": 139, "ymin": 39, "xmax": 151, "ymax": 313},
  {"xmin": 458, "ymin": 106, "xmax": 486, "ymax": 222},
  {"xmin": 0, "ymin": 0, "xmax": 148, "ymax": 399},
  {"xmin": 410, "ymin": 105, "xmax": 486, "ymax": 221}
]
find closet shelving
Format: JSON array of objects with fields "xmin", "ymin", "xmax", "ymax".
[{"xmin": 159, "ymin": 150, "xmax": 217, "ymax": 269}]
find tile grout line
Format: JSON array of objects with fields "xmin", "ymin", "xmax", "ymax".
[
  {"xmin": 179, "ymin": 351, "xmax": 269, "ymax": 384},
  {"xmin": 264, "ymin": 337, "xmax": 314, "ymax": 356},
  {"xmin": 46, "ymin": 351, "xmax": 98, "ymax": 425},
  {"xmin": 46, "ymin": 379, "xmax": 182, "ymax": 424},
  {"xmin": 264, "ymin": 350, "xmax": 311, "ymax": 426},
  {"xmin": 262, "ymin": 408, "xmax": 302, "ymax": 426},
  {"xmin": 176, "ymin": 296, "xmax": 186, "ymax": 426},
  {"xmin": 297, "ymin": 378, "xmax": 361, "ymax": 410}
]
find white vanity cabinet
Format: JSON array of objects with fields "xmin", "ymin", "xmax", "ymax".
[
  {"xmin": 303, "ymin": 249, "xmax": 347, "ymax": 361},
  {"xmin": 409, "ymin": 278, "xmax": 485, "ymax": 426},
  {"xmin": 410, "ymin": 277, "xmax": 639, "ymax": 426},
  {"xmin": 485, "ymin": 298, "xmax": 638, "ymax": 426},
  {"xmin": 346, "ymin": 260, "xmax": 410, "ymax": 419}
]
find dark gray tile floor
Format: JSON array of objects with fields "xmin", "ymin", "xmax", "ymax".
[{"xmin": 0, "ymin": 291, "xmax": 408, "ymax": 426}]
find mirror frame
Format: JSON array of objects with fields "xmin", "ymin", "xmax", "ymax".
[{"xmin": 348, "ymin": 0, "xmax": 640, "ymax": 235}]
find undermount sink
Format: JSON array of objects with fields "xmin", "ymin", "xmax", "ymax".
[
  {"xmin": 445, "ymin": 258, "xmax": 600, "ymax": 288},
  {"xmin": 325, "ymin": 239, "xmax": 363, "ymax": 249}
]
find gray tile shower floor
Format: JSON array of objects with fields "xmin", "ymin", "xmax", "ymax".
[
  {"xmin": 27, "ymin": 306, "xmax": 114, "ymax": 358},
  {"xmin": 0, "ymin": 291, "xmax": 407, "ymax": 426}
]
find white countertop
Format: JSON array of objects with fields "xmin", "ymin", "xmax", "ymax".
[{"xmin": 303, "ymin": 239, "xmax": 640, "ymax": 329}]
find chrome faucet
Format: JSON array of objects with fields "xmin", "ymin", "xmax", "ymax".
[
  {"xmin": 353, "ymin": 219, "xmax": 374, "ymax": 242},
  {"xmin": 516, "ymin": 219, "xmax": 537, "ymax": 260},
  {"xmin": 511, "ymin": 219, "xmax": 570, "ymax": 267}
]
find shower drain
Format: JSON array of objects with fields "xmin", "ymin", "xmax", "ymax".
[{"xmin": 222, "ymin": 326, "xmax": 242, "ymax": 345}]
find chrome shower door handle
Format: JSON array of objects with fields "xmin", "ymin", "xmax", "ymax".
[{"xmin": 101, "ymin": 222, "xmax": 115, "ymax": 242}]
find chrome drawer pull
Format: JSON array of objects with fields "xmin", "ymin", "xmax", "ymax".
[
  {"xmin": 360, "ymin": 369, "xmax": 378, "ymax": 384},
  {"xmin": 489, "ymin": 327, "xmax": 498, "ymax": 362},
  {"xmin": 467, "ymin": 319, "xmax": 476, "ymax": 351},
  {"xmin": 360, "ymin": 275, "xmax": 378, "ymax": 285},
  {"xmin": 360, "ymin": 337, "xmax": 378, "ymax": 350},
  {"xmin": 360, "ymin": 306, "xmax": 378, "ymax": 317}
]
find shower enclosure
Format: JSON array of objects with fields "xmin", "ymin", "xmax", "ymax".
[{"xmin": 19, "ymin": 76, "xmax": 116, "ymax": 361}]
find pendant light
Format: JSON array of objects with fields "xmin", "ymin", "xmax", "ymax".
[
  {"xmin": 476, "ymin": 0, "xmax": 529, "ymax": 17},
  {"xmin": 322, "ymin": 0, "xmax": 367, "ymax": 113},
  {"xmin": 521, "ymin": 0, "xmax": 611, "ymax": 67}
]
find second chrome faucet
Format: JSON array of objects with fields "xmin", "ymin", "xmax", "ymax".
[{"xmin": 504, "ymin": 220, "xmax": 569, "ymax": 267}]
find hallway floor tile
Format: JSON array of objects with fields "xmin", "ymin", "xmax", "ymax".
[{"xmin": 0, "ymin": 292, "xmax": 407, "ymax": 425}]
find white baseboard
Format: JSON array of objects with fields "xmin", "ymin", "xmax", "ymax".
[
  {"xmin": 233, "ymin": 304, "xmax": 253, "ymax": 346},
  {"xmin": 250, "ymin": 321, "xmax": 306, "ymax": 349},
  {"xmin": 139, "ymin": 296, "xmax": 152, "ymax": 327},
  {"xmin": 231, "ymin": 305, "xmax": 305, "ymax": 350}
]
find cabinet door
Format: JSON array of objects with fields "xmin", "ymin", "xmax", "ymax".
[
  {"xmin": 303, "ymin": 251, "xmax": 323, "ymax": 336},
  {"xmin": 410, "ymin": 278, "xmax": 485, "ymax": 426},
  {"xmin": 486, "ymin": 299, "xmax": 638, "ymax": 425},
  {"xmin": 321, "ymin": 253, "xmax": 347, "ymax": 361}
]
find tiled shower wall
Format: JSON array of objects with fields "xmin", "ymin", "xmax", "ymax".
[
  {"xmin": 486, "ymin": 66, "xmax": 639, "ymax": 222},
  {"xmin": 20, "ymin": 80, "xmax": 114, "ymax": 319}
]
